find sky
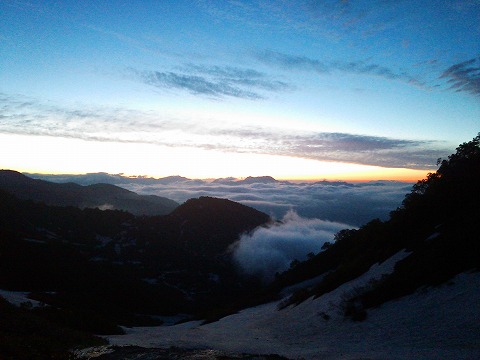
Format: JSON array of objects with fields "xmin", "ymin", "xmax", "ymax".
[{"xmin": 1, "ymin": 0, "xmax": 479, "ymax": 181}]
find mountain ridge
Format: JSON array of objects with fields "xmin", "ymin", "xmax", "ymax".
[
  {"xmin": 0, "ymin": 188, "xmax": 272, "ymax": 357},
  {"xmin": 0, "ymin": 170, "xmax": 179, "ymax": 216},
  {"xmin": 27, "ymin": 172, "xmax": 283, "ymax": 185}
]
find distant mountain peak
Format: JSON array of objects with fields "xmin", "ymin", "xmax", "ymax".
[
  {"xmin": 241, "ymin": 176, "xmax": 277, "ymax": 184},
  {"xmin": 0, "ymin": 169, "xmax": 30, "ymax": 180}
]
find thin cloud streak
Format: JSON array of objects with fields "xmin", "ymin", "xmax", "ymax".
[
  {"xmin": 197, "ymin": 0, "xmax": 398, "ymax": 40},
  {"xmin": 125, "ymin": 64, "xmax": 291, "ymax": 100},
  {"xmin": 0, "ymin": 93, "xmax": 450, "ymax": 170},
  {"xmin": 254, "ymin": 50, "xmax": 428, "ymax": 89},
  {"xmin": 184, "ymin": 64, "xmax": 291, "ymax": 92},
  {"xmin": 129, "ymin": 69, "xmax": 262, "ymax": 100},
  {"xmin": 440, "ymin": 57, "xmax": 480, "ymax": 97}
]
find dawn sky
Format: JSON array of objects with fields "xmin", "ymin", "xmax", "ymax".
[{"xmin": 1, "ymin": 0, "xmax": 479, "ymax": 180}]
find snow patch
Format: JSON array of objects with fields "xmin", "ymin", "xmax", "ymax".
[
  {"xmin": 426, "ymin": 232, "xmax": 441, "ymax": 241},
  {"xmin": 23, "ymin": 238, "xmax": 47, "ymax": 244},
  {"xmin": 97, "ymin": 203, "xmax": 114, "ymax": 211},
  {"xmin": 106, "ymin": 252, "xmax": 480, "ymax": 359},
  {"xmin": 0, "ymin": 290, "xmax": 44, "ymax": 308}
]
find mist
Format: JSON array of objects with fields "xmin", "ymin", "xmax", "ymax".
[{"xmin": 230, "ymin": 210, "xmax": 354, "ymax": 282}]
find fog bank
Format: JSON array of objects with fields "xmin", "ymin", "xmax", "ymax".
[{"xmin": 231, "ymin": 210, "xmax": 353, "ymax": 282}]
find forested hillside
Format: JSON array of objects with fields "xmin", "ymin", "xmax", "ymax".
[
  {"xmin": 274, "ymin": 134, "xmax": 480, "ymax": 317},
  {"xmin": 0, "ymin": 192, "xmax": 270, "ymax": 358}
]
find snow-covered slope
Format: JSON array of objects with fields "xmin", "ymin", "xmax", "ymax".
[
  {"xmin": 0, "ymin": 290, "xmax": 43, "ymax": 308},
  {"xmin": 106, "ymin": 251, "xmax": 480, "ymax": 359}
]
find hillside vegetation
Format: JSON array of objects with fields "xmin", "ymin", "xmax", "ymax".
[
  {"xmin": 274, "ymin": 134, "xmax": 480, "ymax": 317},
  {"xmin": 0, "ymin": 191, "xmax": 270, "ymax": 358}
]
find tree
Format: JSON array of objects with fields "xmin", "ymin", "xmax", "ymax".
[{"xmin": 401, "ymin": 133, "xmax": 480, "ymax": 214}]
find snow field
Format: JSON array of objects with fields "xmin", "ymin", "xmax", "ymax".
[{"xmin": 105, "ymin": 250, "xmax": 480, "ymax": 358}]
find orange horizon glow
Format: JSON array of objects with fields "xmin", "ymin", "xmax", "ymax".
[
  {"xmin": 1, "ymin": 133, "xmax": 431, "ymax": 184},
  {"xmin": 16, "ymin": 167, "xmax": 429, "ymax": 184},
  {"xmin": 275, "ymin": 168, "xmax": 429, "ymax": 183}
]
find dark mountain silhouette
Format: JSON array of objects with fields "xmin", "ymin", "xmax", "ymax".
[
  {"xmin": 167, "ymin": 196, "xmax": 271, "ymax": 256},
  {"xmin": 273, "ymin": 134, "xmax": 480, "ymax": 318},
  {"xmin": 28, "ymin": 172, "xmax": 282, "ymax": 187},
  {"xmin": 0, "ymin": 170, "xmax": 179, "ymax": 216},
  {"xmin": 27, "ymin": 171, "xmax": 130, "ymax": 186},
  {"xmin": 154, "ymin": 175, "xmax": 192, "ymax": 184},
  {"xmin": 28, "ymin": 172, "xmax": 195, "ymax": 186},
  {"xmin": 0, "ymin": 188, "xmax": 271, "ymax": 355},
  {"xmin": 238, "ymin": 176, "xmax": 278, "ymax": 184}
]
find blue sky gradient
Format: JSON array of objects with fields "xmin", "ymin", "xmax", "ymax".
[{"xmin": 1, "ymin": 0, "xmax": 479, "ymax": 179}]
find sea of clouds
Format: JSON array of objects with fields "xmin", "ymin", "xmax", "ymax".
[
  {"xmin": 116, "ymin": 177, "xmax": 412, "ymax": 226},
  {"xmin": 30, "ymin": 173, "xmax": 414, "ymax": 280},
  {"xmin": 121, "ymin": 177, "xmax": 413, "ymax": 279}
]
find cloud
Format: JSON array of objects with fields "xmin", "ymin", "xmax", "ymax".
[
  {"xmin": 198, "ymin": 2, "xmax": 476, "ymax": 97},
  {"xmin": 184, "ymin": 64, "xmax": 291, "ymax": 92},
  {"xmin": 254, "ymin": 50, "xmax": 427, "ymax": 88},
  {"xmin": 230, "ymin": 210, "xmax": 353, "ymax": 282},
  {"xmin": 196, "ymin": 0, "xmax": 394, "ymax": 39},
  {"xmin": 0, "ymin": 92, "xmax": 192, "ymax": 142},
  {"xmin": 0, "ymin": 93, "xmax": 450, "ymax": 170},
  {"xmin": 128, "ymin": 69, "xmax": 262, "ymax": 100},
  {"xmin": 254, "ymin": 50, "xmax": 329, "ymax": 73},
  {"xmin": 126, "ymin": 64, "xmax": 291, "ymax": 100},
  {"xmin": 440, "ymin": 57, "xmax": 480, "ymax": 97},
  {"xmin": 37, "ymin": 173, "xmax": 415, "ymax": 227},
  {"xmin": 199, "ymin": 128, "xmax": 447, "ymax": 169}
]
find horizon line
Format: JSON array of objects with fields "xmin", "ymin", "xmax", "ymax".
[{"xmin": 13, "ymin": 169, "xmax": 424, "ymax": 183}]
